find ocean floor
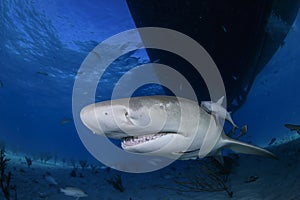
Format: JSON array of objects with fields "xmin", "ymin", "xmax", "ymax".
[{"xmin": 0, "ymin": 137, "xmax": 300, "ymax": 200}]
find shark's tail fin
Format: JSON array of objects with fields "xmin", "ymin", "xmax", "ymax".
[{"xmin": 221, "ymin": 133, "xmax": 278, "ymax": 159}]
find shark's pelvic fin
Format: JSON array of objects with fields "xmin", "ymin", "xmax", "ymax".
[
  {"xmin": 221, "ymin": 133, "xmax": 278, "ymax": 160},
  {"xmin": 214, "ymin": 150, "xmax": 224, "ymax": 165}
]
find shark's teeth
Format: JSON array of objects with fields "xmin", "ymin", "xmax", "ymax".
[{"xmin": 121, "ymin": 133, "xmax": 169, "ymax": 147}]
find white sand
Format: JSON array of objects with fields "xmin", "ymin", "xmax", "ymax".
[{"xmin": 0, "ymin": 138, "xmax": 299, "ymax": 200}]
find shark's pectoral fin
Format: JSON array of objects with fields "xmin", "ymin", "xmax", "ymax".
[{"xmin": 221, "ymin": 133, "xmax": 278, "ymax": 160}]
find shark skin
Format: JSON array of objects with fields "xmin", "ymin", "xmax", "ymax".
[
  {"xmin": 201, "ymin": 96, "xmax": 238, "ymax": 128},
  {"xmin": 80, "ymin": 95, "xmax": 277, "ymax": 160}
]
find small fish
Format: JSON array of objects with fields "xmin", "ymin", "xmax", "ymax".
[
  {"xmin": 36, "ymin": 71, "xmax": 49, "ymax": 76},
  {"xmin": 152, "ymin": 59, "xmax": 160, "ymax": 63},
  {"xmin": 228, "ymin": 126, "xmax": 238, "ymax": 137},
  {"xmin": 201, "ymin": 96, "xmax": 238, "ymax": 127},
  {"xmin": 60, "ymin": 187, "xmax": 88, "ymax": 200},
  {"xmin": 268, "ymin": 138, "xmax": 276, "ymax": 145},
  {"xmin": 285, "ymin": 124, "xmax": 300, "ymax": 135},
  {"xmin": 44, "ymin": 175, "xmax": 58, "ymax": 186},
  {"xmin": 244, "ymin": 175, "xmax": 259, "ymax": 183},
  {"xmin": 60, "ymin": 118, "xmax": 72, "ymax": 126},
  {"xmin": 235, "ymin": 125, "xmax": 248, "ymax": 139},
  {"xmin": 222, "ymin": 25, "xmax": 228, "ymax": 32}
]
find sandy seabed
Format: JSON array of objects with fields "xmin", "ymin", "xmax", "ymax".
[{"xmin": 0, "ymin": 137, "xmax": 300, "ymax": 200}]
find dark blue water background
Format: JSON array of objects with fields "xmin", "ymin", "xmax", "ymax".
[{"xmin": 0, "ymin": 0, "xmax": 299, "ymax": 163}]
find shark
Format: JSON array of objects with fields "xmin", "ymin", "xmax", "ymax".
[
  {"xmin": 285, "ymin": 124, "xmax": 300, "ymax": 135},
  {"xmin": 80, "ymin": 95, "xmax": 277, "ymax": 161},
  {"xmin": 201, "ymin": 96, "xmax": 238, "ymax": 128}
]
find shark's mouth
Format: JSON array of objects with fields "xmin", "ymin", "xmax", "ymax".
[{"xmin": 121, "ymin": 132, "xmax": 174, "ymax": 147}]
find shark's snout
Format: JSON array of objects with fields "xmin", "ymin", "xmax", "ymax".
[
  {"xmin": 80, "ymin": 103, "xmax": 145, "ymax": 139},
  {"xmin": 80, "ymin": 104, "xmax": 102, "ymax": 134}
]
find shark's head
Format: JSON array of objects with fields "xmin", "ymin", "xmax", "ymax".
[
  {"xmin": 80, "ymin": 96, "xmax": 202, "ymax": 157},
  {"xmin": 80, "ymin": 101, "xmax": 136, "ymax": 139}
]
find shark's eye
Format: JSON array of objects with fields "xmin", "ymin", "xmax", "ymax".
[
  {"xmin": 125, "ymin": 111, "xmax": 128, "ymax": 117},
  {"xmin": 104, "ymin": 112, "xmax": 108, "ymax": 115}
]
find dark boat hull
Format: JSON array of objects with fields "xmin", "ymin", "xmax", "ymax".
[{"xmin": 126, "ymin": 0, "xmax": 300, "ymax": 112}]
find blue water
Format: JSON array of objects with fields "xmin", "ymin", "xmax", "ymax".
[
  {"xmin": 0, "ymin": 0, "xmax": 142, "ymax": 160},
  {"xmin": 1, "ymin": 0, "xmax": 300, "ymax": 189},
  {"xmin": 1, "ymin": 0, "xmax": 300, "ymax": 160},
  {"xmin": 234, "ymin": 12, "xmax": 300, "ymax": 147}
]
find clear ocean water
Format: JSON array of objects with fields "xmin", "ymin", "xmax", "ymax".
[{"xmin": 1, "ymin": 1, "xmax": 300, "ymax": 199}]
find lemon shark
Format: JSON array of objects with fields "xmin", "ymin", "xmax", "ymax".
[{"xmin": 80, "ymin": 96, "xmax": 277, "ymax": 161}]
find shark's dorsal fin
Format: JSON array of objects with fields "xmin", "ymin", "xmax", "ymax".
[{"xmin": 216, "ymin": 96, "xmax": 224, "ymax": 105}]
